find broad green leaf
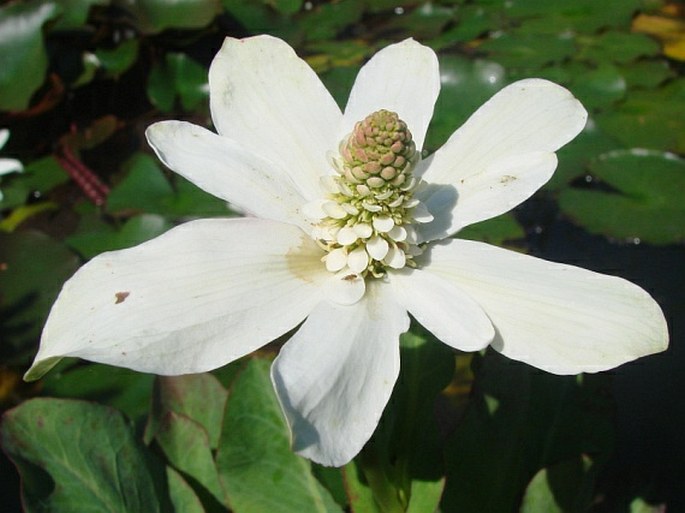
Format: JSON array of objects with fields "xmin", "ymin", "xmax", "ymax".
[
  {"xmin": 576, "ymin": 32, "xmax": 660, "ymax": 64},
  {"xmin": 424, "ymin": 55, "xmax": 507, "ymax": 152},
  {"xmin": 167, "ymin": 467, "xmax": 206, "ymax": 513},
  {"xmin": 569, "ymin": 63, "xmax": 627, "ymax": 110},
  {"xmin": 67, "ymin": 213, "xmax": 172, "ymax": 259},
  {"xmin": 107, "ymin": 153, "xmax": 175, "ymax": 213},
  {"xmin": 343, "ymin": 461, "xmax": 382, "ymax": 513},
  {"xmin": 271, "ymin": 0, "xmax": 302, "ymax": 15},
  {"xmin": 520, "ymin": 455, "xmax": 594, "ymax": 513},
  {"xmin": 380, "ymin": 3, "xmax": 454, "ymax": 39},
  {"xmin": 442, "ymin": 352, "xmax": 614, "ymax": 512},
  {"xmin": 558, "ymin": 150, "xmax": 685, "ymax": 245},
  {"xmin": 549, "ymin": 123, "xmax": 619, "ymax": 190},
  {"xmin": 1, "ymin": 398, "xmax": 163, "ymax": 513},
  {"xmin": 429, "ymin": 4, "xmax": 494, "ymax": 48},
  {"xmin": 0, "ymin": 156, "xmax": 69, "ymax": 209},
  {"xmin": 0, "ymin": 1, "xmax": 60, "ymax": 111},
  {"xmin": 217, "ymin": 359, "xmax": 342, "ymax": 513},
  {"xmin": 617, "ymin": 60, "xmax": 674, "ymax": 89},
  {"xmin": 596, "ymin": 78, "xmax": 685, "ymax": 153},
  {"xmin": 155, "ymin": 412, "xmax": 228, "ymax": 507},
  {"xmin": 457, "ymin": 213, "xmax": 525, "ymax": 246},
  {"xmin": 0, "ymin": 230, "xmax": 78, "ymax": 361},
  {"xmin": 107, "ymin": 153, "xmax": 230, "ymax": 218},
  {"xmin": 479, "ymin": 32, "xmax": 575, "ymax": 70},
  {"xmin": 51, "ymin": 0, "xmax": 108, "ymax": 30},
  {"xmin": 406, "ymin": 479, "xmax": 445, "ymax": 513},
  {"xmin": 41, "ymin": 362, "xmax": 154, "ymax": 420},
  {"xmin": 298, "ymin": 0, "xmax": 363, "ymax": 41},
  {"xmin": 117, "ymin": 0, "xmax": 221, "ymax": 33},
  {"xmin": 493, "ymin": 0, "xmax": 641, "ymax": 32},
  {"xmin": 147, "ymin": 53, "xmax": 209, "ymax": 113},
  {"xmin": 147, "ymin": 374, "xmax": 228, "ymax": 450},
  {"xmin": 96, "ymin": 39, "xmax": 139, "ymax": 76}
]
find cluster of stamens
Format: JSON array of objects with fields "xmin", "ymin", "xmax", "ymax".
[{"xmin": 311, "ymin": 110, "xmax": 433, "ymax": 278}]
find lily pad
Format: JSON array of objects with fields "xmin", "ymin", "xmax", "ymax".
[
  {"xmin": 117, "ymin": 0, "xmax": 221, "ymax": 33},
  {"xmin": 424, "ymin": 55, "xmax": 507, "ymax": 152},
  {"xmin": 596, "ymin": 78, "xmax": 685, "ymax": 153},
  {"xmin": 576, "ymin": 32, "xmax": 660, "ymax": 64},
  {"xmin": 479, "ymin": 31, "xmax": 575, "ymax": 70},
  {"xmin": 558, "ymin": 150, "xmax": 685, "ymax": 245}
]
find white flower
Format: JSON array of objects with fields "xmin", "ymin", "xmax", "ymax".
[
  {"xmin": 0, "ymin": 129, "xmax": 23, "ymax": 201},
  {"xmin": 26, "ymin": 36, "xmax": 668, "ymax": 466}
]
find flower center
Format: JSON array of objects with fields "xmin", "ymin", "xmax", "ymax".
[{"xmin": 311, "ymin": 110, "xmax": 433, "ymax": 278}]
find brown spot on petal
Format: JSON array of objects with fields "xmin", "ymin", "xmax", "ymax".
[
  {"xmin": 114, "ymin": 291, "xmax": 130, "ymax": 304},
  {"xmin": 500, "ymin": 175, "xmax": 517, "ymax": 184}
]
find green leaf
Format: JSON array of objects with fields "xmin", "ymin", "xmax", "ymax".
[
  {"xmin": 216, "ymin": 358, "xmax": 342, "ymax": 513},
  {"xmin": 424, "ymin": 55, "xmax": 507, "ymax": 152},
  {"xmin": 617, "ymin": 59, "xmax": 674, "ymax": 89},
  {"xmin": 596, "ymin": 78, "xmax": 685, "ymax": 153},
  {"xmin": 343, "ymin": 461, "xmax": 382, "ymax": 513},
  {"xmin": 1, "ymin": 398, "xmax": 163, "ymax": 513},
  {"xmin": 297, "ymin": 0, "xmax": 363, "ymax": 41},
  {"xmin": 457, "ymin": 213, "xmax": 525, "ymax": 246},
  {"xmin": 350, "ymin": 328, "xmax": 452, "ymax": 513},
  {"xmin": 51, "ymin": 0, "xmax": 108, "ymax": 30},
  {"xmin": 558, "ymin": 150, "xmax": 685, "ymax": 245},
  {"xmin": 107, "ymin": 153, "xmax": 230, "ymax": 218},
  {"xmin": 167, "ymin": 467, "xmax": 206, "ymax": 513},
  {"xmin": 519, "ymin": 455, "xmax": 595, "ymax": 513},
  {"xmin": 0, "ymin": 230, "xmax": 79, "ymax": 361},
  {"xmin": 569, "ymin": 63, "xmax": 627, "ymax": 110},
  {"xmin": 0, "ymin": 156, "xmax": 70, "ymax": 210},
  {"xmin": 155, "ymin": 412, "xmax": 228, "ymax": 507},
  {"xmin": 67, "ymin": 213, "xmax": 173, "ymax": 259},
  {"xmin": 576, "ymin": 32, "xmax": 660, "ymax": 64},
  {"xmin": 147, "ymin": 53, "xmax": 209, "ymax": 113},
  {"xmin": 147, "ymin": 374, "xmax": 228, "ymax": 450},
  {"xmin": 271, "ymin": 0, "xmax": 302, "ymax": 15},
  {"xmin": 119, "ymin": 0, "xmax": 221, "ymax": 33},
  {"xmin": 96, "ymin": 39, "xmax": 139, "ymax": 76},
  {"xmin": 0, "ymin": 1, "xmax": 60, "ymax": 111},
  {"xmin": 41, "ymin": 362, "xmax": 154, "ymax": 420},
  {"xmin": 479, "ymin": 32, "xmax": 575, "ymax": 70}
]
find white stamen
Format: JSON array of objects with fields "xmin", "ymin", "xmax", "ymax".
[
  {"xmin": 348, "ymin": 247, "xmax": 369, "ymax": 273},
  {"xmin": 337, "ymin": 227, "xmax": 358, "ymax": 246},
  {"xmin": 326, "ymin": 248, "xmax": 348, "ymax": 272},
  {"xmin": 373, "ymin": 216, "xmax": 395, "ymax": 233},
  {"xmin": 353, "ymin": 223, "xmax": 373, "ymax": 238},
  {"xmin": 366, "ymin": 236, "xmax": 389, "ymax": 260}
]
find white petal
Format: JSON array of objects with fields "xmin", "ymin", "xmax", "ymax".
[
  {"xmin": 271, "ymin": 283, "xmax": 409, "ymax": 466},
  {"xmin": 417, "ymin": 152, "xmax": 557, "ymax": 242},
  {"xmin": 146, "ymin": 121, "xmax": 310, "ymax": 233},
  {"xmin": 209, "ymin": 35, "xmax": 342, "ymax": 201},
  {"xmin": 342, "ymin": 39, "xmax": 440, "ymax": 152},
  {"xmin": 347, "ymin": 246, "xmax": 369, "ymax": 273},
  {"xmin": 389, "ymin": 269, "xmax": 494, "ymax": 351},
  {"xmin": 372, "ymin": 215, "xmax": 394, "ymax": 233},
  {"xmin": 25, "ymin": 218, "xmax": 327, "ymax": 380},
  {"xmin": 419, "ymin": 79, "xmax": 587, "ymax": 238},
  {"xmin": 410, "ymin": 201, "xmax": 434, "ymax": 223},
  {"xmin": 425, "ymin": 239, "xmax": 669, "ymax": 374},
  {"xmin": 366, "ymin": 235, "xmax": 389, "ymax": 261},
  {"xmin": 0, "ymin": 129, "xmax": 9, "ymax": 149}
]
